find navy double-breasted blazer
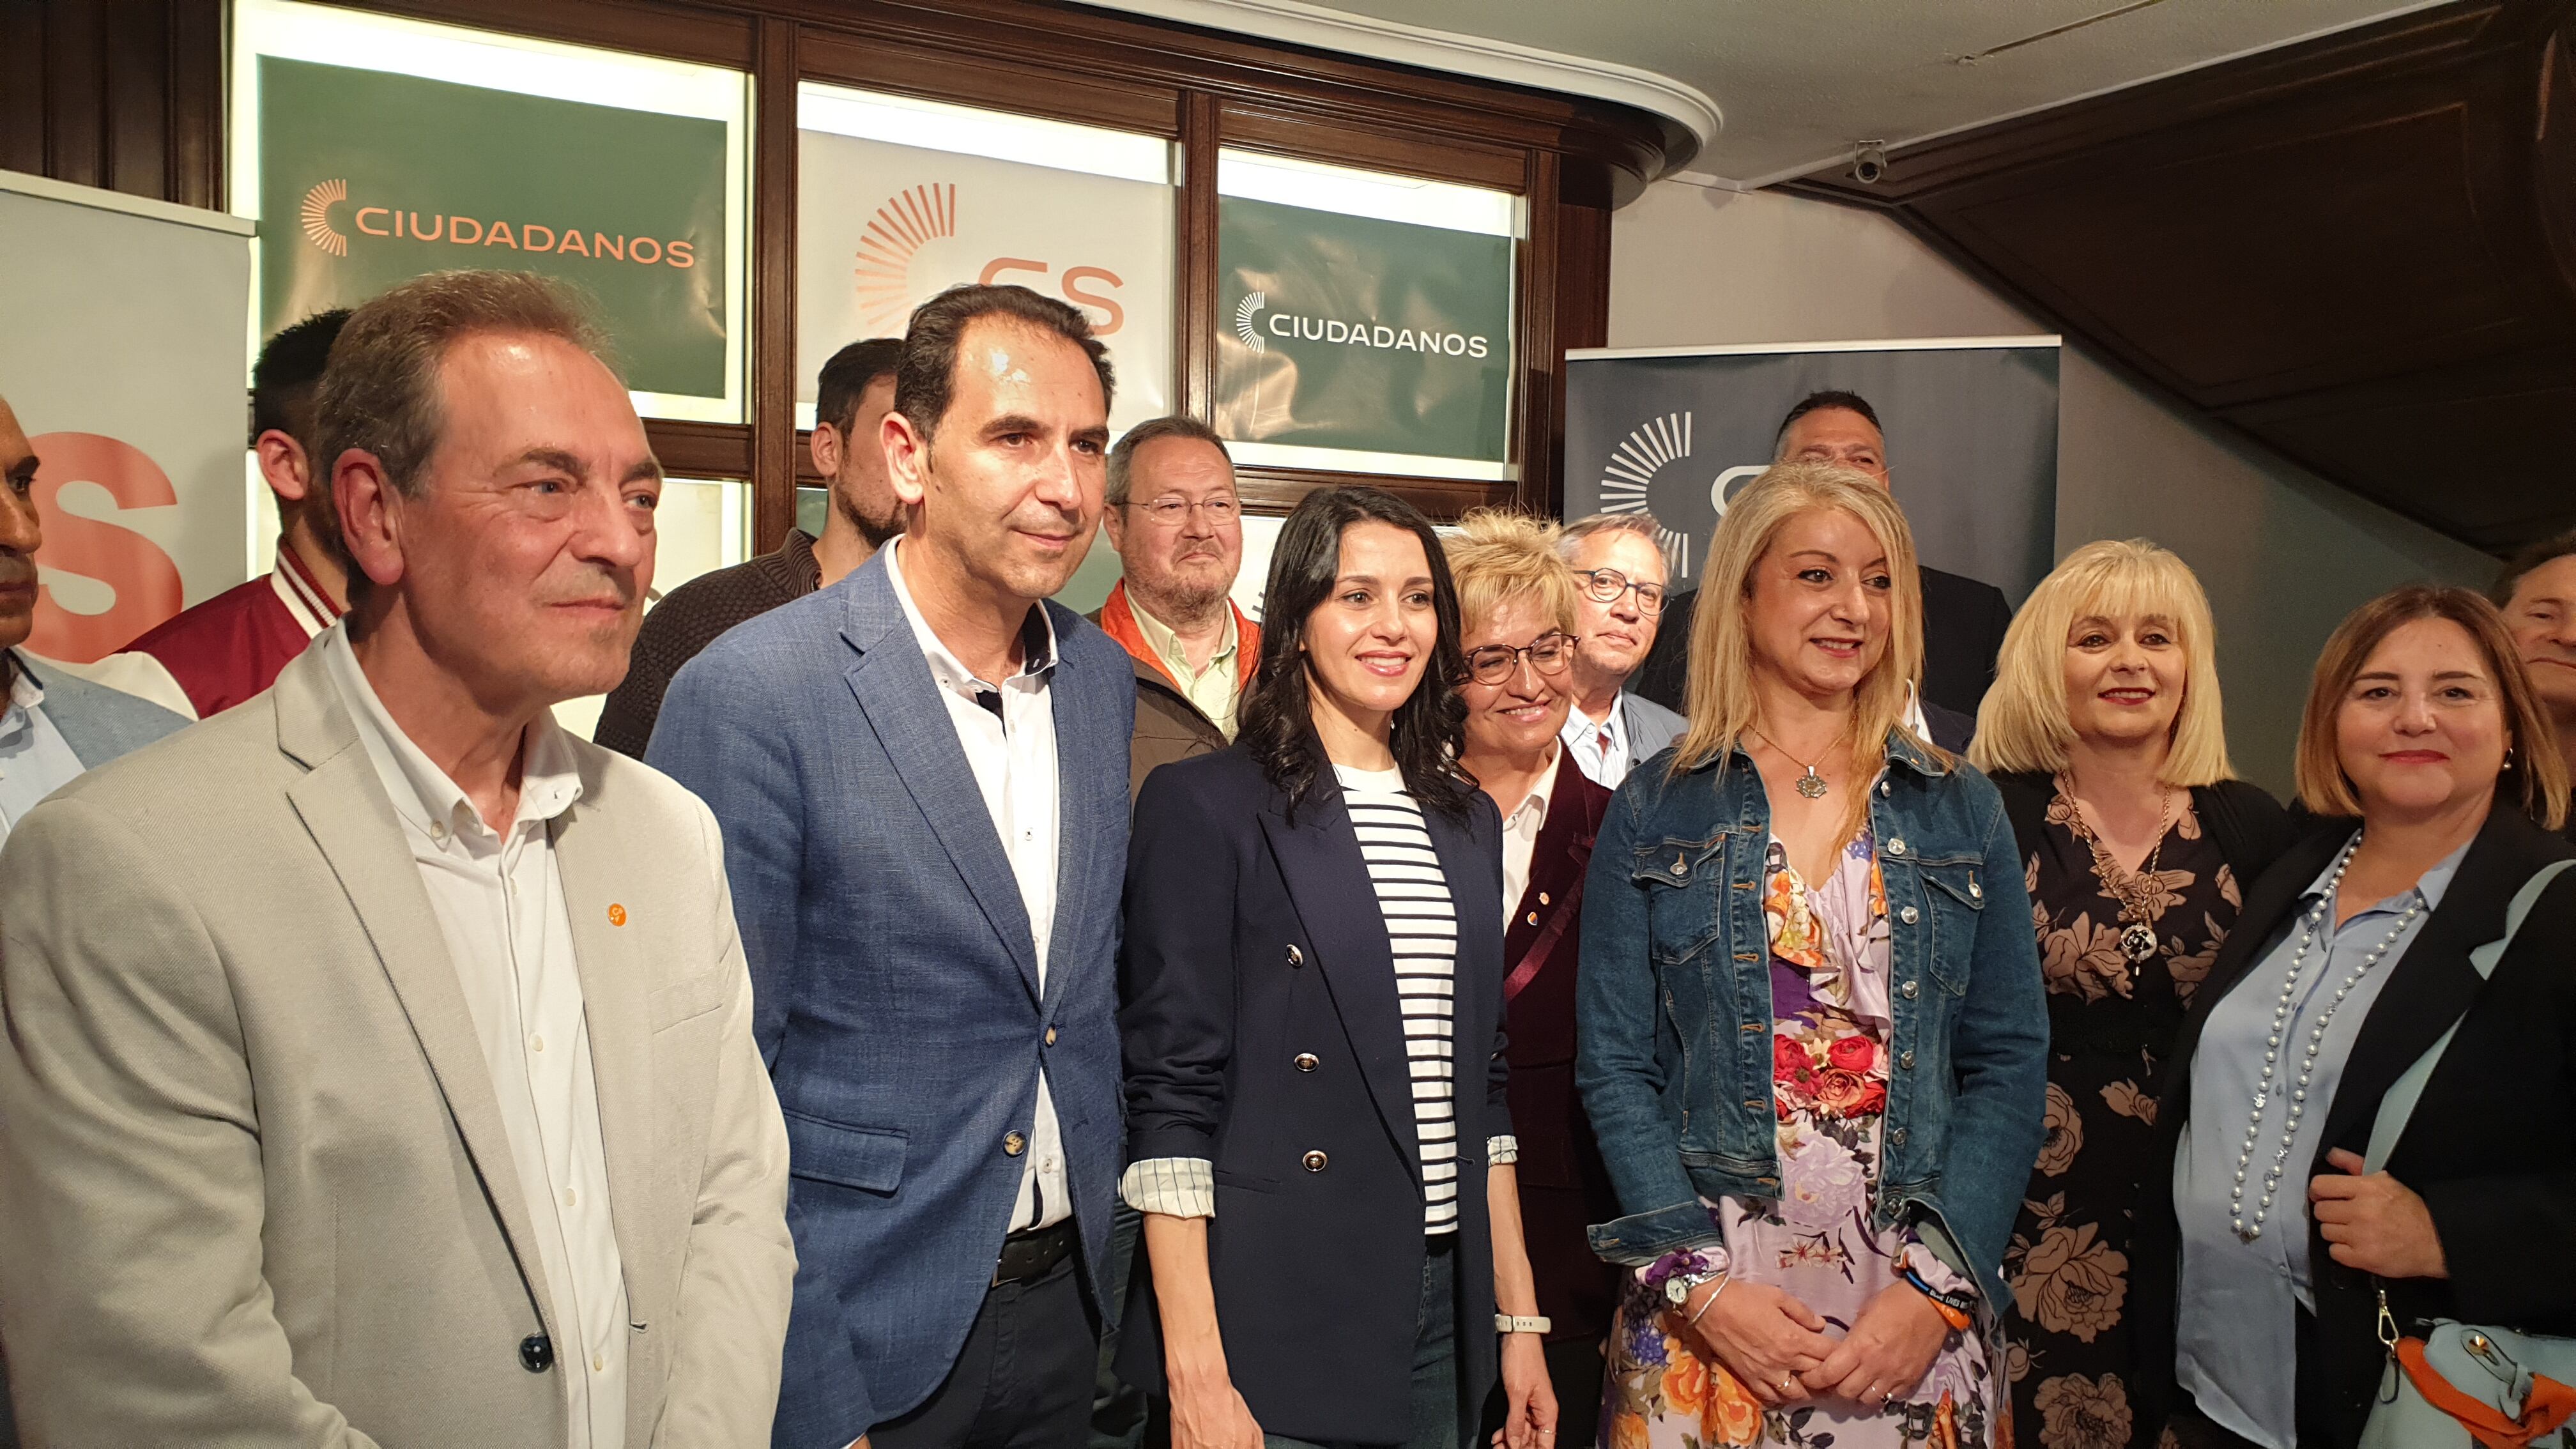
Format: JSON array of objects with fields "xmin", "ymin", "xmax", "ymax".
[{"xmin": 1117, "ymin": 746, "xmax": 1508, "ymax": 1445}]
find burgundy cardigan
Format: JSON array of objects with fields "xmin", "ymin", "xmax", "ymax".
[{"xmin": 1501, "ymin": 758, "xmax": 1623, "ymax": 1344}]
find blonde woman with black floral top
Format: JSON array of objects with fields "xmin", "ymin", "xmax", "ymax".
[{"xmin": 1971, "ymin": 540, "xmax": 2292, "ymax": 1449}]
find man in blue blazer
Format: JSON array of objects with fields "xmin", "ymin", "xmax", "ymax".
[{"xmin": 650, "ymin": 285, "xmax": 1133, "ymax": 1449}]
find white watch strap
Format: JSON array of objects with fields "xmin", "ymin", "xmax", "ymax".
[{"xmin": 1494, "ymin": 1314, "xmax": 1552, "ymax": 1335}]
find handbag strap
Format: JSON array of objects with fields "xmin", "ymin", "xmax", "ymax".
[{"xmin": 2365, "ymin": 859, "xmax": 2576, "ymax": 1172}]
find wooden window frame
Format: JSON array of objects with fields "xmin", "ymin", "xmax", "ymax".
[{"xmin": 210, "ymin": 0, "xmax": 1669, "ymax": 540}]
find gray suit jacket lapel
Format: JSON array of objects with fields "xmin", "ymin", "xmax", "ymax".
[
  {"xmin": 269, "ymin": 651, "xmax": 562, "ymax": 1340},
  {"xmin": 838, "ymin": 560, "xmax": 1043, "ymax": 1004}
]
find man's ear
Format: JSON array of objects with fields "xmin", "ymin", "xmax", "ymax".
[
  {"xmin": 809, "ymin": 422, "xmax": 842, "ymax": 482},
  {"xmin": 254, "ymin": 429, "xmax": 313, "ymax": 505},
  {"xmin": 882, "ymin": 410, "xmax": 930, "ymax": 509},
  {"xmin": 1101, "ymin": 503, "xmax": 1128, "ymax": 554},
  {"xmin": 332, "ymin": 451, "xmax": 408, "ymax": 591}
]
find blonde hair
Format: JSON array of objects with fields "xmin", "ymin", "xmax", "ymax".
[
  {"xmin": 1669, "ymin": 464, "xmax": 1931, "ymax": 824},
  {"xmin": 1970, "ymin": 539, "xmax": 2234, "ymax": 786},
  {"xmin": 1445, "ymin": 509, "xmax": 1581, "ymax": 637},
  {"xmin": 2294, "ymin": 585, "xmax": 2570, "ymax": 829}
]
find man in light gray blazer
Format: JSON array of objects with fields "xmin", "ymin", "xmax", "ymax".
[
  {"xmin": 1557, "ymin": 512, "xmax": 1685, "ymax": 788},
  {"xmin": 0, "ymin": 273, "xmax": 795, "ymax": 1448}
]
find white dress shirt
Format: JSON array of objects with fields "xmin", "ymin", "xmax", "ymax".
[
  {"xmin": 1498, "ymin": 747, "xmax": 1561, "ymax": 925},
  {"xmin": 319, "ymin": 628, "xmax": 627, "ymax": 1449},
  {"xmin": 1560, "ymin": 698, "xmax": 1630, "ymax": 789},
  {"xmin": 0, "ymin": 654, "xmax": 91, "ymax": 846},
  {"xmin": 884, "ymin": 540, "xmax": 1071, "ymax": 1232}
]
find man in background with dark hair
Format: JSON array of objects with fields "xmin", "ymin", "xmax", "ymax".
[
  {"xmin": 1633, "ymin": 389, "xmax": 2005, "ymax": 746},
  {"xmin": 2495, "ymin": 528, "xmax": 2576, "ymax": 833},
  {"xmin": 650, "ymin": 284, "xmax": 1133, "ymax": 1448},
  {"xmin": 594, "ymin": 335, "xmax": 903, "ymax": 756},
  {"xmin": 110, "ymin": 309, "xmax": 353, "ymax": 718}
]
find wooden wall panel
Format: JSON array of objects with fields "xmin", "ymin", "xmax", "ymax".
[
  {"xmin": 0, "ymin": 0, "xmax": 217, "ymax": 204},
  {"xmin": 1790, "ymin": 0, "xmax": 2576, "ymax": 553}
]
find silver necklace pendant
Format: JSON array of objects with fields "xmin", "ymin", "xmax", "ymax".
[
  {"xmin": 2119, "ymin": 921, "xmax": 2158, "ymax": 963},
  {"xmin": 1795, "ymin": 767, "xmax": 1829, "ymax": 799}
]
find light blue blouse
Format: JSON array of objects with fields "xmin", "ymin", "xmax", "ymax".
[{"xmin": 2173, "ymin": 832, "xmax": 2465, "ymax": 1448}]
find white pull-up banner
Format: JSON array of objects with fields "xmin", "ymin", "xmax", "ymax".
[{"xmin": 0, "ymin": 169, "xmax": 254, "ymax": 662}]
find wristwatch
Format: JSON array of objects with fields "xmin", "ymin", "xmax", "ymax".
[
  {"xmin": 1494, "ymin": 1314, "xmax": 1552, "ymax": 1335},
  {"xmin": 1664, "ymin": 1269, "xmax": 1720, "ymax": 1308}
]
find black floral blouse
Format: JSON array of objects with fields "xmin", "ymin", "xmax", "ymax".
[{"xmin": 2002, "ymin": 792, "xmax": 2240, "ymax": 1449}]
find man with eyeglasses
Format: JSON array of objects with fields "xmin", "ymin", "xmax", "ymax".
[
  {"xmin": 1555, "ymin": 512, "xmax": 1686, "ymax": 788},
  {"xmin": 1092, "ymin": 416, "xmax": 1261, "ymax": 799}
]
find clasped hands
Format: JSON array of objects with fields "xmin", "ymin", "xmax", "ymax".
[{"xmin": 1669, "ymin": 1277, "xmax": 1952, "ymax": 1412}]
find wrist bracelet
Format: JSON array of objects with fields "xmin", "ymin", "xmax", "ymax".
[
  {"xmin": 1685, "ymin": 1274, "xmax": 1731, "ymax": 1328},
  {"xmin": 1494, "ymin": 1314, "xmax": 1552, "ymax": 1335},
  {"xmin": 1898, "ymin": 1264, "xmax": 1974, "ymax": 1331}
]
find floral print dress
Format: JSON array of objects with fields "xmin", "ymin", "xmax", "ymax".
[
  {"xmin": 2002, "ymin": 794, "xmax": 2234, "ymax": 1449},
  {"xmin": 1602, "ymin": 832, "xmax": 1997, "ymax": 1449}
]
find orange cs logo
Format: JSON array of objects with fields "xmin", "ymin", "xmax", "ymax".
[{"xmin": 854, "ymin": 182, "xmax": 1128, "ymax": 335}]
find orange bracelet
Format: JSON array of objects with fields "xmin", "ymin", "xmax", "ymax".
[{"xmin": 1897, "ymin": 1262, "xmax": 1975, "ymax": 1331}]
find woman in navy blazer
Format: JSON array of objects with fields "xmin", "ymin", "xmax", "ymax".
[{"xmin": 1118, "ymin": 486, "xmax": 1556, "ymax": 1449}]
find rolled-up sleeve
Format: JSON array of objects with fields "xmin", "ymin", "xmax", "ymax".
[{"xmin": 1120, "ymin": 1158, "xmax": 1215, "ymax": 1218}]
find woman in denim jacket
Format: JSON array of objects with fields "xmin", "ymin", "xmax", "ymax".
[{"xmin": 1576, "ymin": 464, "xmax": 2048, "ymax": 1448}]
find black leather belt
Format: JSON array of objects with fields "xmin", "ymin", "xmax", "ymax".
[{"xmin": 993, "ymin": 1219, "xmax": 1077, "ymax": 1287}]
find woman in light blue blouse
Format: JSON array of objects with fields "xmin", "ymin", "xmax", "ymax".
[{"xmin": 2135, "ymin": 585, "xmax": 2576, "ymax": 1449}]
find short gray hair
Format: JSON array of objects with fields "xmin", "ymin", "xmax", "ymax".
[
  {"xmin": 1107, "ymin": 415, "xmax": 1231, "ymax": 506},
  {"xmin": 1557, "ymin": 510, "xmax": 1662, "ymax": 563},
  {"xmin": 315, "ymin": 270, "xmax": 613, "ymax": 502}
]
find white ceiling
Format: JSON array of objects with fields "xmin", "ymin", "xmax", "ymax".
[{"xmin": 1080, "ymin": 0, "xmax": 2446, "ymax": 188}]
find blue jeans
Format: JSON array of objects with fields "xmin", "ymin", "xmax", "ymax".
[{"xmin": 1264, "ymin": 1236, "xmax": 1459, "ymax": 1449}]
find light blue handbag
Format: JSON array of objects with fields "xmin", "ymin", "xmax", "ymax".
[{"xmin": 2357, "ymin": 860, "xmax": 2576, "ymax": 1449}]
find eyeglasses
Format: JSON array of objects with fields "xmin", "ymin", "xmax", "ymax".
[
  {"xmin": 1580, "ymin": 568, "xmax": 1667, "ymax": 615},
  {"xmin": 1127, "ymin": 495, "xmax": 1241, "ymax": 525},
  {"xmin": 1464, "ymin": 632, "xmax": 1574, "ymax": 686}
]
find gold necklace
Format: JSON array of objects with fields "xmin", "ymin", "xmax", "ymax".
[
  {"xmin": 2057, "ymin": 774, "xmax": 2173, "ymax": 967},
  {"xmin": 1750, "ymin": 727, "xmax": 1843, "ymax": 799}
]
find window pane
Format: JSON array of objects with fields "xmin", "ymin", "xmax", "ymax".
[
  {"xmin": 795, "ymin": 82, "xmax": 1176, "ymax": 436},
  {"xmin": 1215, "ymin": 150, "xmax": 1518, "ymax": 480},
  {"xmin": 232, "ymin": 0, "xmax": 750, "ymax": 424}
]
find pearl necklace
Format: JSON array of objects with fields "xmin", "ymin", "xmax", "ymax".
[{"xmin": 2231, "ymin": 833, "xmax": 2420, "ymax": 1243}]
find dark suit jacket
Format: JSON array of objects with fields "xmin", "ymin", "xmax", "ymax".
[
  {"xmin": 2133, "ymin": 804, "xmax": 2576, "ymax": 1447},
  {"xmin": 1635, "ymin": 564, "xmax": 2013, "ymax": 721},
  {"xmin": 648, "ymin": 551, "xmax": 1135, "ymax": 1443},
  {"xmin": 1500, "ymin": 760, "xmax": 1621, "ymax": 1346},
  {"xmin": 1118, "ymin": 747, "xmax": 1508, "ymax": 1445}
]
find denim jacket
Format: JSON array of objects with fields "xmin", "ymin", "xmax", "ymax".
[{"xmin": 1574, "ymin": 730, "xmax": 2047, "ymax": 1310}]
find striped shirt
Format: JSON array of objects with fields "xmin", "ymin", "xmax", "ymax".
[{"xmin": 1336, "ymin": 764, "xmax": 1462, "ymax": 1233}]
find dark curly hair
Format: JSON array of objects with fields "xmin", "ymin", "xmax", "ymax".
[{"xmin": 1240, "ymin": 486, "xmax": 1475, "ymax": 820}]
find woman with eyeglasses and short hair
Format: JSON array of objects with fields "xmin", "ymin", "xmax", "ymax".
[
  {"xmin": 1119, "ymin": 486, "xmax": 1556, "ymax": 1449},
  {"xmin": 1444, "ymin": 510, "xmax": 1625, "ymax": 1446}
]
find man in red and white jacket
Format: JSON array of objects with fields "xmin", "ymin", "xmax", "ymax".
[{"xmin": 111, "ymin": 310, "xmax": 349, "ymax": 719}]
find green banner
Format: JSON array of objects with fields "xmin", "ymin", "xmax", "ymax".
[
  {"xmin": 258, "ymin": 57, "xmax": 730, "ymax": 399},
  {"xmin": 1216, "ymin": 196, "xmax": 1513, "ymax": 464}
]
